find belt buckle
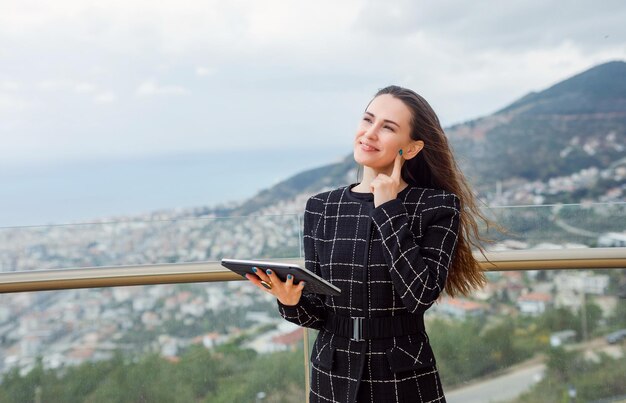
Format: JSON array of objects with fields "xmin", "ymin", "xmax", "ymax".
[{"xmin": 351, "ymin": 317, "xmax": 364, "ymax": 342}]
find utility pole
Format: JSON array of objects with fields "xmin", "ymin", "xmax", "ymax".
[{"xmin": 581, "ymin": 290, "xmax": 588, "ymax": 342}]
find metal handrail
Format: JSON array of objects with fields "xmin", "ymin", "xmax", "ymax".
[{"xmin": 1, "ymin": 248, "xmax": 624, "ymax": 294}]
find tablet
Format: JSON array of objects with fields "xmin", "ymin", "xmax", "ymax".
[{"xmin": 221, "ymin": 258, "xmax": 341, "ymax": 296}]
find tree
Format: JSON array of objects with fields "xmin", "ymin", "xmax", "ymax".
[
  {"xmin": 537, "ymin": 307, "xmax": 579, "ymax": 335},
  {"xmin": 177, "ymin": 345, "xmax": 219, "ymax": 397},
  {"xmin": 609, "ymin": 298, "xmax": 626, "ymax": 328},
  {"xmin": 579, "ymin": 300, "xmax": 603, "ymax": 337},
  {"xmin": 545, "ymin": 346, "xmax": 583, "ymax": 383}
]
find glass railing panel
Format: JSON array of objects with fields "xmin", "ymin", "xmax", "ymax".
[
  {"xmin": 0, "ymin": 281, "xmax": 307, "ymax": 402},
  {"xmin": 1, "ymin": 201, "xmax": 625, "ymax": 401},
  {"xmin": 1, "ymin": 201, "xmax": 624, "ymax": 274},
  {"xmin": 0, "ymin": 213, "xmax": 302, "ymax": 272},
  {"xmin": 2, "ymin": 269, "xmax": 623, "ymax": 402},
  {"xmin": 440, "ymin": 268, "xmax": 626, "ymax": 403},
  {"xmin": 296, "ymin": 268, "xmax": 626, "ymax": 403},
  {"xmin": 483, "ymin": 201, "xmax": 626, "ymax": 250}
]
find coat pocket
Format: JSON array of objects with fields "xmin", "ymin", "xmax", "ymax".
[
  {"xmin": 385, "ymin": 340, "xmax": 436, "ymax": 373},
  {"xmin": 311, "ymin": 342, "xmax": 336, "ymax": 371}
]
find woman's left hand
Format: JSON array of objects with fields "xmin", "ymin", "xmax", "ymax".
[
  {"xmin": 370, "ymin": 150, "xmax": 404, "ymax": 208},
  {"xmin": 245, "ymin": 267, "xmax": 305, "ymax": 306}
]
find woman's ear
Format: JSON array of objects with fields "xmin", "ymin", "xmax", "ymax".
[{"xmin": 404, "ymin": 140, "xmax": 424, "ymax": 160}]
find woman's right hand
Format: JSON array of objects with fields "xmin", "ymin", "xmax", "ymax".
[{"xmin": 245, "ymin": 267, "xmax": 306, "ymax": 306}]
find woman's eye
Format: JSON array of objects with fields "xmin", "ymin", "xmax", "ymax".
[
  {"xmin": 384, "ymin": 125, "xmax": 395, "ymax": 132},
  {"xmin": 363, "ymin": 117, "xmax": 372, "ymax": 123}
]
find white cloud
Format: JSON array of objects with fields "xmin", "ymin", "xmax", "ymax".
[
  {"xmin": 0, "ymin": 80, "xmax": 21, "ymax": 91},
  {"xmin": 353, "ymin": 0, "xmax": 626, "ymax": 52},
  {"xmin": 74, "ymin": 82, "xmax": 97, "ymax": 94},
  {"xmin": 38, "ymin": 79, "xmax": 73, "ymax": 91},
  {"xmin": 135, "ymin": 80, "xmax": 189, "ymax": 97},
  {"xmin": 0, "ymin": 0, "xmax": 624, "ymax": 164},
  {"xmin": 0, "ymin": 93, "xmax": 32, "ymax": 110},
  {"xmin": 195, "ymin": 67, "xmax": 214, "ymax": 77},
  {"xmin": 93, "ymin": 91, "xmax": 116, "ymax": 104}
]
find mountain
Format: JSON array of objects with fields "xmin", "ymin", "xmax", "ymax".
[
  {"xmin": 497, "ymin": 61, "xmax": 626, "ymax": 115},
  {"xmin": 215, "ymin": 60, "xmax": 626, "ymax": 216},
  {"xmin": 447, "ymin": 60, "xmax": 626, "ymax": 190},
  {"xmin": 225, "ymin": 154, "xmax": 358, "ymax": 216}
]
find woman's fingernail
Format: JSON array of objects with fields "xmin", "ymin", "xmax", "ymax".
[
  {"xmin": 252, "ymin": 267, "xmax": 257, "ymax": 273},
  {"xmin": 287, "ymin": 274, "xmax": 293, "ymax": 280},
  {"xmin": 266, "ymin": 269, "xmax": 272, "ymax": 275},
  {"xmin": 399, "ymin": 149, "xmax": 403, "ymax": 156}
]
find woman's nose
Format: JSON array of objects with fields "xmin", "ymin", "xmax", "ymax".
[{"xmin": 364, "ymin": 124, "xmax": 379, "ymax": 137}]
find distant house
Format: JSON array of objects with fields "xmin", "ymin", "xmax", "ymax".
[
  {"xmin": 517, "ymin": 292, "xmax": 553, "ymax": 316},
  {"xmin": 598, "ymin": 232, "xmax": 626, "ymax": 247},
  {"xmin": 245, "ymin": 322, "xmax": 302, "ymax": 353},
  {"xmin": 501, "ymin": 272, "xmax": 525, "ymax": 301},
  {"xmin": 555, "ymin": 272, "xmax": 610, "ymax": 295},
  {"xmin": 141, "ymin": 311, "xmax": 161, "ymax": 328},
  {"xmin": 435, "ymin": 297, "xmax": 487, "ymax": 320},
  {"xmin": 180, "ymin": 297, "xmax": 206, "ymax": 317},
  {"xmin": 550, "ymin": 329, "xmax": 577, "ymax": 347},
  {"xmin": 271, "ymin": 327, "xmax": 304, "ymax": 351},
  {"xmin": 191, "ymin": 332, "xmax": 227, "ymax": 349},
  {"xmin": 65, "ymin": 347, "xmax": 95, "ymax": 367}
]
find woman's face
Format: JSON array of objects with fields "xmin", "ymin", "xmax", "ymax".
[{"xmin": 353, "ymin": 94, "xmax": 415, "ymax": 171}]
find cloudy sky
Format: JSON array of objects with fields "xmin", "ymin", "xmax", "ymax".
[{"xmin": 1, "ymin": 0, "xmax": 625, "ymax": 166}]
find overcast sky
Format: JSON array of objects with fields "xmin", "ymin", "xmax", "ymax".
[{"xmin": 1, "ymin": 0, "xmax": 625, "ymax": 166}]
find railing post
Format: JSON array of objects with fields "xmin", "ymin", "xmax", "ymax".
[{"xmin": 303, "ymin": 327, "xmax": 310, "ymax": 403}]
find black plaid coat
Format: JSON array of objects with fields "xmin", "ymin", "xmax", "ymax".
[{"xmin": 277, "ymin": 182, "xmax": 461, "ymax": 403}]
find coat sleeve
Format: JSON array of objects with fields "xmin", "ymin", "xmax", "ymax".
[
  {"xmin": 276, "ymin": 196, "xmax": 327, "ymax": 330},
  {"xmin": 370, "ymin": 192, "xmax": 461, "ymax": 313}
]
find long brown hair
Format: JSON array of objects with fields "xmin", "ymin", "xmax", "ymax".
[{"xmin": 360, "ymin": 85, "xmax": 502, "ymax": 297}]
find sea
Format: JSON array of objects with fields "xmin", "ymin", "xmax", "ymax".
[{"xmin": 0, "ymin": 146, "xmax": 348, "ymax": 227}]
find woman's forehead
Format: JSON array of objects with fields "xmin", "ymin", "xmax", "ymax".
[{"xmin": 365, "ymin": 94, "xmax": 412, "ymax": 125}]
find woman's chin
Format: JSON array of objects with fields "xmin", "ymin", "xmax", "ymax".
[
  {"xmin": 354, "ymin": 150, "xmax": 386, "ymax": 168},
  {"xmin": 353, "ymin": 152, "xmax": 369, "ymax": 166},
  {"xmin": 354, "ymin": 158, "xmax": 383, "ymax": 170}
]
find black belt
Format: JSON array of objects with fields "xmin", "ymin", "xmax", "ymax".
[{"xmin": 324, "ymin": 312, "xmax": 425, "ymax": 342}]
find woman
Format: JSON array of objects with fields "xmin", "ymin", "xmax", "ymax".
[{"xmin": 246, "ymin": 85, "xmax": 496, "ymax": 402}]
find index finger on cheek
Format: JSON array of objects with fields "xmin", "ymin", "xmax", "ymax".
[{"xmin": 392, "ymin": 150, "xmax": 403, "ymax": 180}]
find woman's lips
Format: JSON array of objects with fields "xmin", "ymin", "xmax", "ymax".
[{"xmin": 359, "ymin": 142, "xmax": 379, "ymax": 152}]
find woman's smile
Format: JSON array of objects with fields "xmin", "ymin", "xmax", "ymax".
[{"xmin": 359, "ymin": 141, "xmax": 380, "ymax": 152}]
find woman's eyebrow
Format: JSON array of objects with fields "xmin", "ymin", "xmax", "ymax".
[{"xmin": 364, "ymin": 111, "xmax": 400, "ymax": 127}]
